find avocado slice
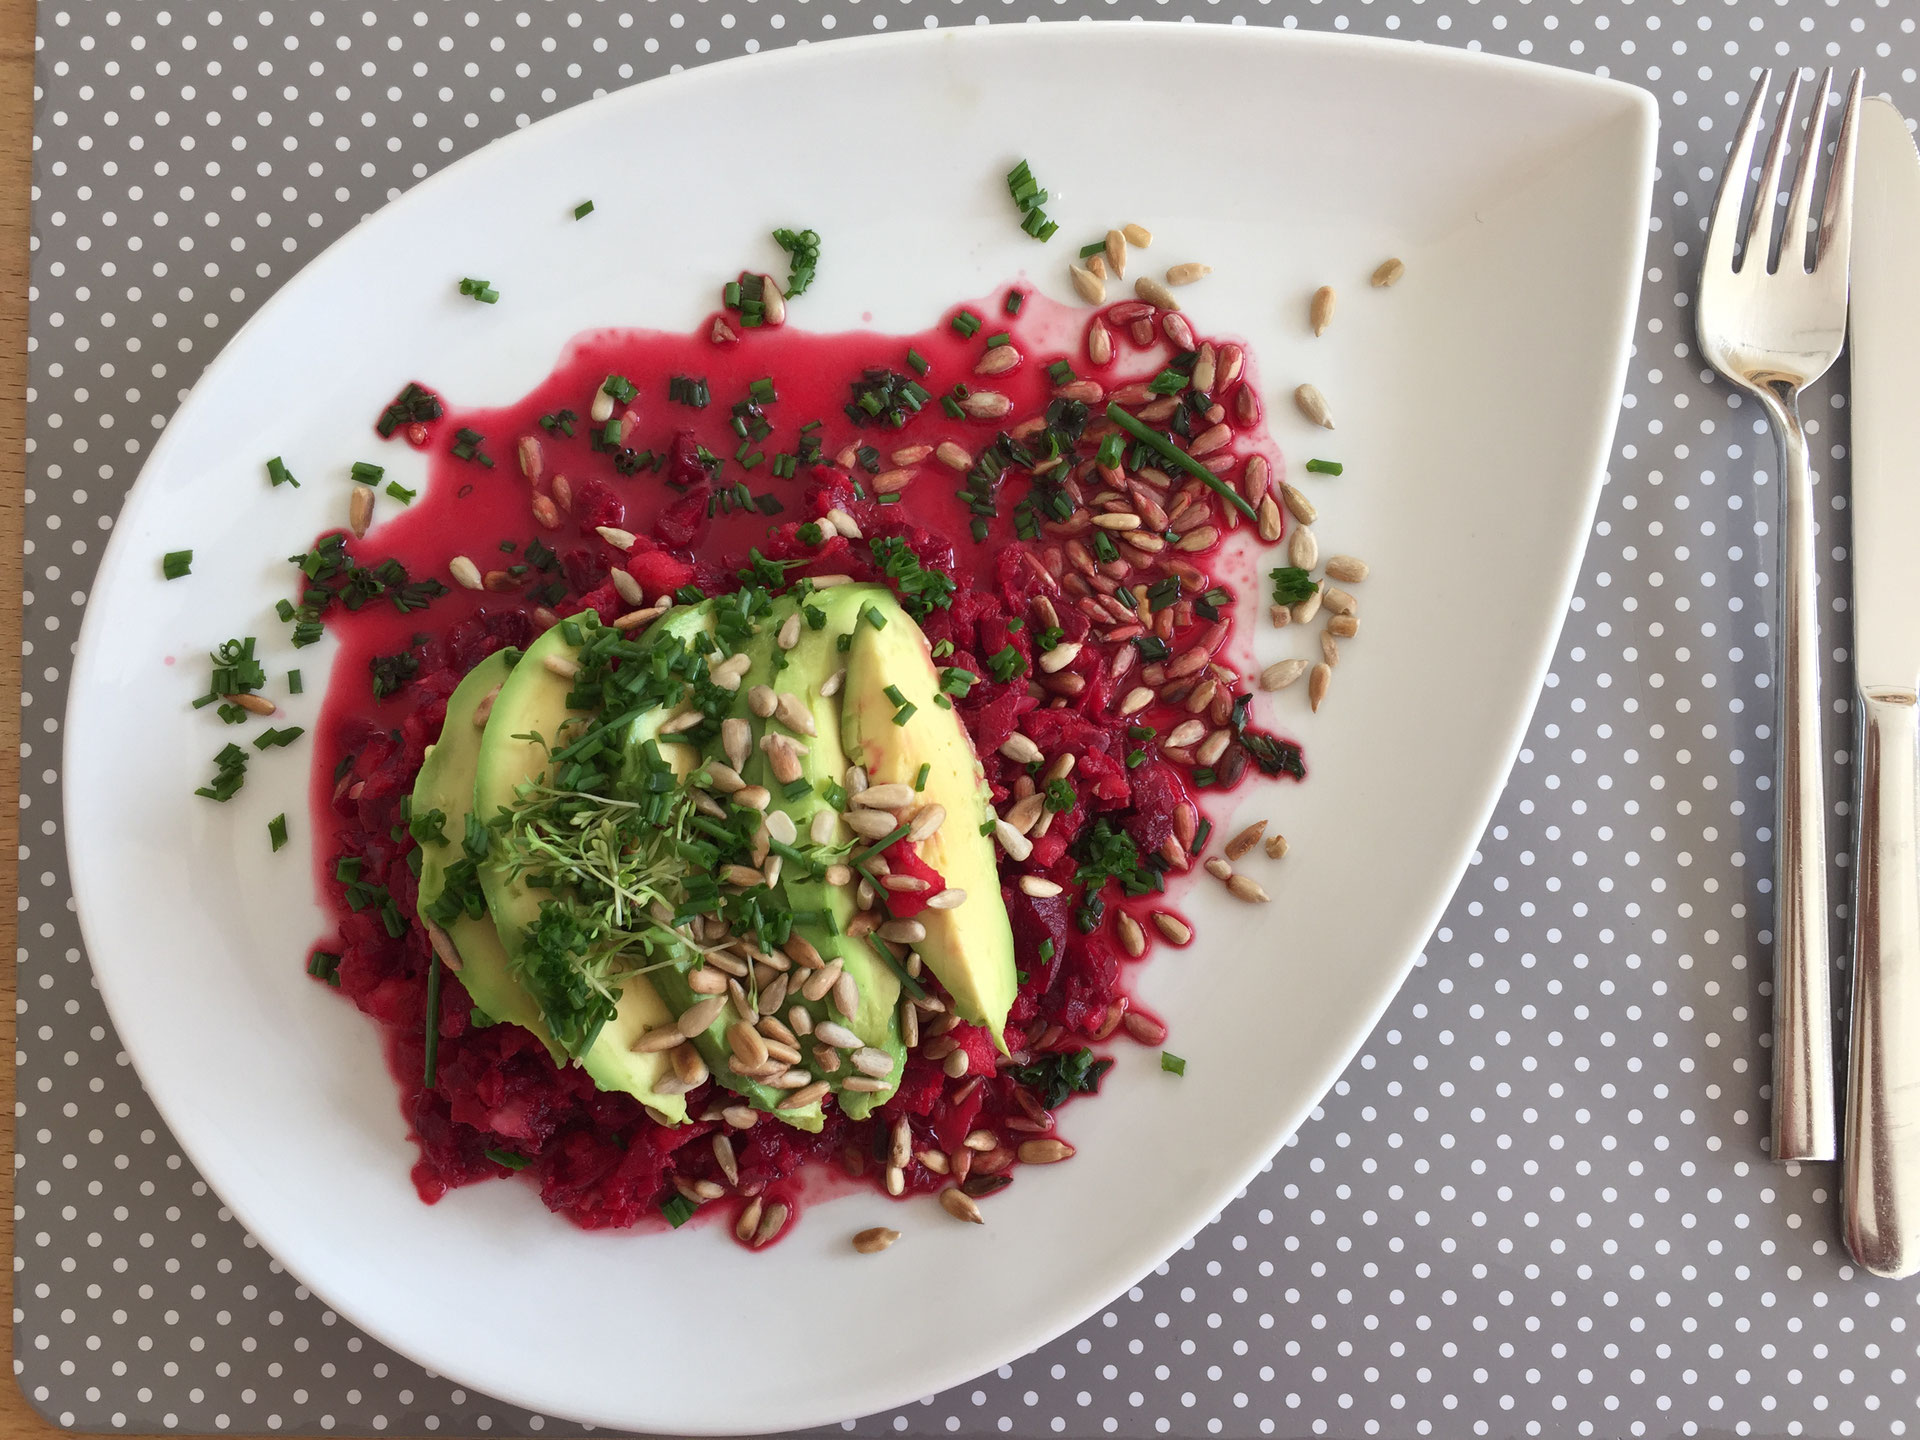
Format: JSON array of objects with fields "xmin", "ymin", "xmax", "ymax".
[
  {"xmin": 473, "ymin": 622, "xmax": 687, "ymax": 1123},
  {"xmin": 840, "ymin": 588, "xmax": 1018, "ymax": 1051},
  {"xmin": 408, "ymin": 648, "xmax": 563, "ymax": 1062},
  {"xmin": 730, "ymin": 588, "xmax": 905, "ymax": 1119},
  {"xmin": 611, "ymin": 599, "xmax": 825, "ymax": 1131}
]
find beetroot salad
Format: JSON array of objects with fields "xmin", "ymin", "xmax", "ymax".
[{"xmin": 267, "ymin": 258, "xmax": 1329, "ymax": 1250}]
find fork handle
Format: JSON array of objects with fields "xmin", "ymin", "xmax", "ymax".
[
  {"xmin": 1843, "ymin": 688, "xmax": 1920, "ymax": 1275},
  {"xmin": 1767, "ymin": 393, "xmax": 1837, "ymax": 1163}
]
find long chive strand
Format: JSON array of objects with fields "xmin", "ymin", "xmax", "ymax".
[{"xmin": 1104, "ymin": 404, "xmax": 1259, "ymax": 521}]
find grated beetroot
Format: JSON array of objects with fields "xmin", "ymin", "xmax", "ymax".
[{"xmin": 305, "ymin": 290, "xmax": 1301, "ymax": 1242}]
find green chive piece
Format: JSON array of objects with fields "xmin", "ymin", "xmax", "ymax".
[
  {"xmin": 350, "ymin": 460, "xmax": 386, "ymax": 483},
  {"xmin": 162, "ymin": 550, "xmax": 193, "ymax": 580},
  {"xmin": 914, "ymin": 762, "xmax": 930, "ymax": 791},
  {"xmin": 458, "ymin": 277, "xmax": 499, "ymax": 304},
  {"xmin": 385, "ymin": 480, "xmax": 418, "ymax": 504},
  {"xmin": 1161, "ymin": 1051, "xmax": 1187, "ymax": 1076},
  {"xmin": 485, "ymin": 1147, "xmax": 532, "ymax": 1170},
  {"xmin": 268, "ymin": 813, "xmax": 289, "ymax": 852},
  {"xmin": 573, "ymin": 199, "xmax": 595, "ymax": 220},
  {"xmin": 288, "ymin": 670, "xmax": 304, "ymax": 694},
  {"xmin": 265, "ymin": 456, "xmax": 299, "ymax": 489},
  {"xmin": 660, "ymin": 1192, "xmax": 697, "ymax": 1227},
  {"xmin": 906, "ymin": 349, "xmax": 930, "ymax": 377},
  {"xmin": 985, "ymin": 332, "xmax": 1012, "ymax": 349},
  {"xmin": 423, "ymin": 954, "xmax": 443, "ymax": 1088},
  {"xmin": 1078, "ymin": 241, "xmax": 1106, "ymax": 259},
  {"xmin": 1105, "ymin": 404, "xmax": 1257, "ymax": 521},
  {"xmin": 951, "ymin": 310, "xmax": 982, "ymax": 339},
  {"xmin": 1304, "ymin": 458, "xmax": 1343, "ymax": 476},
  {"xmin": 1004, "ymin": 289, "xmax": 1025, "ymax": 315}
]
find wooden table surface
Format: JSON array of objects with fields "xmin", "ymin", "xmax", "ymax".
[{"xmin": 0, "ymin": 2, "xmax": 220, "ymax": 1435}]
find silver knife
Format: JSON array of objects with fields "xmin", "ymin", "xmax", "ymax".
[{"xmin": 1842, "ymin": 96, "xmax": 1920, "ymax": 1279}]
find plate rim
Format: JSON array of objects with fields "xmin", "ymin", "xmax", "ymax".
[{"xmin": 63, "ymin": 21, "xmax": 1658, "ymax": 1432}]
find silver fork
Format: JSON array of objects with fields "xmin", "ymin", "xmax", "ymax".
[{"xmin": 1697, "ymin": 66, "xmax": 1864, "ymax": 1165}]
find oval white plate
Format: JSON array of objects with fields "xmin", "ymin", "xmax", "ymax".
[{"xmin": 65, "ymin": 24, "xmax": 1654, "ymax": 1434}]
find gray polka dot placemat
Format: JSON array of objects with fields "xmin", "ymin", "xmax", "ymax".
[{"xmin": 21, "ymin": 1, "xmax": 1920, "ymax": 1435}]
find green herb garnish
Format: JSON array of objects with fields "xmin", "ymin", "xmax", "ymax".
[{"xmin": 162, "ymin": 550, "xmax": 192, "ymax": 580}]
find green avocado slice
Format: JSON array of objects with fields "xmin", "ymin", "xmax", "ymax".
[
  {"xmin": 731, "ymin": 588, "xmax": 905, "ymax": 1119},
  {"xmin": 473, "ymin": 621, "xmax": 686, "ymax": 1123},
  {"xmin": 409, "ymin": 648, "xmax": 564, "ymax": 1062},
  {"xmin": 612, "ymin": 598, "xmax": 824, "ymax": 1131},
  {"xmin": 840, "ymin": 588, "xmax": 1018, "ymax": 1051}
]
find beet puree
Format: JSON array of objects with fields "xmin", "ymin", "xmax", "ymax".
[{"xmin": 305, "ymin": 286, "xmax": 1300, "ymax": 1241}]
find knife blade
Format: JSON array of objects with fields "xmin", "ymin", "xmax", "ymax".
[
  {"xmin": 1850, "ymin": 98, "xmax": 1920, "ymax": 693},
  {"xmin": 1842, "ymin": 96, "xmax": 1920, "ymax": 1278}
]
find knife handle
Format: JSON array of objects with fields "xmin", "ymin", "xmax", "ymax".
[
  {"xmin": 1770, "ymin": 401, "xmax": 1837, "ymax": 1163},
  {"xmin": 1844, "ymin": 687, "xmax": 1920, "ymax": 1277}
]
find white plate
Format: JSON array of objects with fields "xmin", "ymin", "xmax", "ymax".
[{"xmin": 65, "ymin": 25, "xmax": 1654, "ymax": 1435}]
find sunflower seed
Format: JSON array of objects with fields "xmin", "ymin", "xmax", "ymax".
[
  {"xmin": 1151, "ymin": 912, "xmax": 1192, "ymax": 945},
  {"xmin": 994, "ymin": 819, "xmax": 1034, "ymax": 861},
  {"xmin": 551, "ymin": 474, "xmax": 573, "ymax": 512},
  {"xmin": 1324, "ymin": 555, "xmax": 1370, "ymax": 585},
  {"xmin": 746, "ymin": 684, "xmax": 777, "ymax": 719},
  {"xmin": 1227, "ymin": 873, "xmax": 1270, "ymax": 903},
  {"xmin": 1087, "ymin": 319, "xmax": 1113, "ymax": 366},
  {"xmin": 1224, "ymin": 820, "xmax": 1269, "ymax": 862},
  {"xmin": 849, "ymin": 782, "xmax": 911, "ymax": 811},
  {"xmin": 1018, "ymin": 876, "xmax": 1064, "ymax": 898},
  {"xmin": 761, "ymin": 276, "xmax": 788, "ymax": 327},
  {"xmin": 1121, "ymin": 222, "xmax": 1153, "ymax": 248},
  {"xmin": 843, "ymin": 808, "xmax": 899, "ymax": 840},
  {"xmin": 735, "ymin": 785, "xmax": 771, "ymax": 811},
  {"xmin": 1265, "ymin": 832, "xmax": 1290, "ymax": 860},
  {"xmin": 1289, "ymin": 526, "xmax": 1319, "ymax": 570},
  {"xmin": 924, "ymin": 888, "xmax": 967, "ymax": 912},
  {"xmin": 596, "ymin": 525, "xmax": 636, "ymax": 550},
  {"xmin": 1118, "ymin": 686, "xmax": 1155, "ymax": 716},
  {"xmin": 1135, "ymin": 275, "xmax": 1180, "ymax": 311},
  {"xmin": 542, "ymin": 653, "xmax": 580, "ymax": 681},
  {"xmin": 589, "ymin": 388, "xmax": 616, "ymax": 424},
  {"xmin": 975, "ymin": 345, "xmax": 1022, "ymax": 377},
  {"xmin": 1166, "ymin": 718, "xmax": 1206, "ymax": 748},
  {"xmin": 633, "ymin": 1025, "xmax": 684, "ymax": 1054},
  {"xmin": 1088, "ymin": 253, "xmax": 1107, "ymax": 280},
  {"xmin": 1328, "ymin": 614, "xmax": 1359, "ymax": 640},
  {"xmin": 1371, "ymin": 257, "xmax": 1405, "ymax": 288},
  {"xmin": 815, "ymin": 1020, "xmax": 862, "ymax": 1050},
  {"xmin": 728, "ymin": 1021, "xmax": 769, "ymax": 1070},
  {"xmin": 678, "ymin": 995, "xmax": 726, "ymax": 1037},
  {"xmin": 1068, "ymin": 263, "xmax": 1106, "ymax": 305},
  {"xmin": 1165, "ymin": 262, "xmax": 1211, "ymax": 287},
  {"xmin": 1308, "ymin": 662, "xmax": 1332, "ymax": 711},
  {"xmin": 1176, "ymin": 526, "xmax": 1219, "ymax": 553},
  {"xmin": 736, "ymin": 1197, "xmax": 763, "ymax": 1242},
  {"xmin": 936, "ymin": 441, "xmax": 973, "ymax": 471},
  {"xmin": 347, "ymin": 483, "xmax": 376, "ymax": 538},
  {"xmin": 965, "ymin": 390, "xmax": 1021, "ymax": 423},
  {"xmin": 1196, "ymin": 729, "xmax": 1231, "ymax": 766},
  {"xmin": 854, "ymin": 1226, "xmax": 900, "ymax": 1255},
  {"xmin": 1124, "ymin": 1010, "xmax": 1170, "ymax": 1045},
  {"xmin": 1309, "ymin": 285, "xmax": 1336, "ymax": 337},
  {"xmin": 801, "ymin": 960, "xmax": 844, "ymax": 1003},
  {"xmin": 1188, "ymin": 423, "xmax": 1232, "ymax": 458},
  {"xmin": 878, "ymin": 919, "xmax": 926, "ymax": 945},
  {"xmin": 449, "ymin": 555, "xmax": 484, "ymax": 591},
  {"xmin": 1281, "ymin": 483, "xmax": 1318, "ymax": 526},
  {"xmin": 1018, "ymin": 1138, "xmax": 1076, "ymax": 1164},
  {"xmin": 853, "ymin": 1047, "xmax": 896, "ymax": 1077},
  {"xmin": 1293, "ymin": 384, "xmax": 1334, "ymax": 430},
  {"xmin": 1257, "ymin": 495, "xmax": 1283, "ymax": 543},
  {"xmin": 1038, "ymin": 642, "xmax": 1082, "ymax": 673},
  {"xmin": 774, "ymin": 691, "xmax": 816, "ymax": 736},
  {"xmin": 940, "ymin": 1187, "xmax": 986, "ymax": 1224},
  {"xmin": 1000, "ymin": 733, "xmax": 1044, "ymax": 765},
  {"xmin": 1116, "ymin": 912, "xmax": 1147, "ymax": 958},
  {"xmin": 1003, "ymin": 793, "xmax": 1045, "ymax": 835},
  {"xmin": 1291, "ymin": 589, "xmax": 1323, "ymax": 626},
  {"xmin": 723, "ymin": 1105, "xmax": 758, "ymax": 1131},
  {"xmin": 943, "ymin": 1047, "xmax": 971, "ymax": 1079},
  {"xmin": 1321, "ymin": 631, "xmax": 1341, "ymax": 669}
]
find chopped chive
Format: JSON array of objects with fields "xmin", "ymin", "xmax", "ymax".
[
  {"xmin": 162, "ymin": 549, "xmax": 193, "ymax": 580},
  {"xmin": 985, "ymin": 332, "xmax": 1012, "ymax": 349},
  {"xmin": 486, "ymin": 1147, "xmax": 532, "ymax": 1170},
  {"xmin": 422, "ymin": 956, "xmax": 443, "ymax": 1087},
  {"xmin": 457, "ymin": 276, "xmax": 499, "ymax": 304},
  {"xmin": 265, "ymin": 456, "xmax": 299, "ymax": 489},
  {"xmin": 1105, "ymin": 404, "xmax": 1258, "ymax": 521},
  {"xmin": 385, "ymin": 480, "xmax": 417, "ymax": 504},
  {"xmin": 573, "ymin": 199, "xmax": 595, "ymax": 220},
  {"xmin": 1304, "ymin": 458, "xmax": 1343, "ymax": 476},
  {"xmin": 914, "ymin": 762, "xmax": 931, "ymax": 791},
  {"xmin": 1004, "ymin": 289, "xmax": 1025, "ymax": 315},
  {"xmin": 287, "ymin": 669, "xmax": 304, "ymax": 695},
  {"xmin": 906, "ymin": 349, "xmax": 930, "ymax": 377},
  {"xmin": 307, "ymin": 949, "xmax": 342, "ymax": 986},
  {"xmin": 883, "ymin": 684, "xmax": 908, "ymax": 707},
  {"xmin": 268, "ymin": 813, "xmax": 289, "ymax": 852},
  {"xmin": 1161, "ymin": 1052, "xmax": 1187, "ymax": 1076},
  {"xmin": 950, "ymin": 310, "xmax": 982, "ymax": 339},
  {"xmin": 1047, "ymin": 360, "xmax": 1075, "ymax": 385},
  {"xmin": 1190, "ymin": 818, "xmax": 1212, "ymax": 855},
  {"xmin": 350, "ymin": 460, "xmax": 386, "ymax": 483},
  {"xmin": 1078, "ymin": 241, "xmax": 1105, "ymax": 259},
  {"xmin": 892, "ymin": 702, "xmax": 917, "ymax": 726}
]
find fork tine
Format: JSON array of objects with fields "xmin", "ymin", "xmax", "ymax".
[
  {"xmin": 1815, "ymin": 68, "xmax": 1867, "ymax": 271},
  {"xmin": 1781, "ymin": 68, "xmax": 1834, "ymax": 273},
  {"xmin": 1747, "ymin": 69, "xmax": 1804, "ymax": 272},
  {"xmin": 1705, "ymin": 70, "xmax": 1774, "ymax": 277}
]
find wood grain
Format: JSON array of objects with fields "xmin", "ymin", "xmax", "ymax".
[{"xmin": 0, "ymin": 0, "xmax": 41, "ymax": 1427}]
